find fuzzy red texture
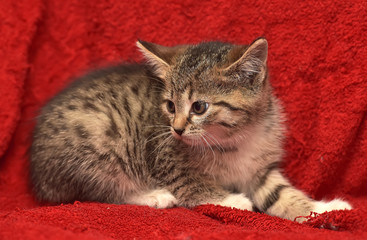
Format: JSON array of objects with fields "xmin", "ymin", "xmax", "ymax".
[{"xmin": 0, "ymin": 0, "xmax": 366, "ymax": 239}]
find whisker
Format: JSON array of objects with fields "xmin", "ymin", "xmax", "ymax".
[
  {"xmin": 145, "ymin": 127, "xmax": 170, "ymax": 139},
  {"xmin": 145, "ymin": 125, "xmax": 171, "ymax": 129},
  {"xmin": 200, "ymin": 134, "xmax": 217, "ymax": 173},
  {"xmin": 152, "ymin": 134, "xmax": 173, "ymax": 155},
  {"xmin": 204, "ymin": 132, "xmax": 225, "ymax": 153},
  {"xmin": 146, "ymin": 131, "xmax": 171, "ymax": 143},
  {"xmin": 200, "ymin": 134, "xmax": 216, "ymax": 161}
]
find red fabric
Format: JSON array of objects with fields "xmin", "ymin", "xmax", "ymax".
[{"xmin": 0, "ymin": 0, "xmax": 366, "ymax": 239}]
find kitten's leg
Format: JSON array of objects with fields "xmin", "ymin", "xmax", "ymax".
[
  {"xmin": 124, "ymin": 189, "xmax": 177, "ymax": 208},
  {"xmin": 251, "ymin": 169, "xmax": 352, "ymax": 221},
  {"xmin": 211, "ymin": 192, "xmax": 253, "ymax": 210},
  {"xmin": 152, "ymin": 166, "xmax": 253, "ymax": 210},
  {"xmin": 169, "ymin": 176, "xmax": 253, "ymax": 211},
  {"xmin": 313, "ymin": 199, "xmax": 353, "ymax": 215},
  {"xmin": 125, "ymin": 183, "xmax": 252, "ymax": 210},
  {"xmin": 149, "ymin": 143, "xmax": 253, "ymax": 210}
]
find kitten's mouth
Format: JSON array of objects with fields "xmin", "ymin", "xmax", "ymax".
[{"xmin": 172, "ymin": 131, "xmax": 183, "ymax": 140}]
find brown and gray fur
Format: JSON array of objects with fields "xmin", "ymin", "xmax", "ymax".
[{"xmin": 30, "ymin": 38, "xmax": 351, "ymax": 221}]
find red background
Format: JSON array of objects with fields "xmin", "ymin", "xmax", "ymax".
[{"xmin": 0, "ymin": 0, "xmax": 366, "ymax": 239}]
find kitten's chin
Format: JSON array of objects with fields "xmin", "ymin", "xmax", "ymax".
[
  {"xmin": 179, "ymin": 134, "xmax": 229, "ymax": 148},
  {"xmin": 171, "ymin": 129, "xmax": 235, "ymax": 148},
  {"xmin": 180, "ymin": 137, "xmax": 197, "ymax": 146},
  {"xmin": 171, "ymin": 134, "xmax": 200, "ymax": 146}
]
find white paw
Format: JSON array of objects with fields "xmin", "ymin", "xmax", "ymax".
[
  {"xmin": 126, "ymin": 189, "xmax": 177, "ymax": 209},
  {"xmin": 215, "ymin": 193, "xmax": 253, "ymax": 211},
  {"xmin": 313, "ymin": 199, "xmax": 352, "ymax": 214}
]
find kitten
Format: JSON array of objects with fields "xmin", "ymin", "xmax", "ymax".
[{"xmin": 30, "ymin": 38, "xmax": 352, "ymax": 221}]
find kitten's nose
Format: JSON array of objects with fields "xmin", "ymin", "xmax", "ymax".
[{"xmin": 174, "ymin": 128, "xmax": 184, "ymax": 136}]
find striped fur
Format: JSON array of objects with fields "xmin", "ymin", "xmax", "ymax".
[{"xmin": 30, "ymin": 38, "xmax": 351, "ymax": 221}]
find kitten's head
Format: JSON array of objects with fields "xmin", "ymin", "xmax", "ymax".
[{"xmin": 137, "ymin": 38, "xmax": 271, "ymax": 147}]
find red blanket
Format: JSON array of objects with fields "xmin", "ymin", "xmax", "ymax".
[{"xmin": 1, "ymin": 0, "xmax": 366, "ymax": 239}]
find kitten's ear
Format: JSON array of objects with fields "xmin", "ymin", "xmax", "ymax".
[
  {"xmin": 137, "ymin": 40, "xmax": 187, "ymax": 79},
  {"xmin": 223, "ymin": 38, "xmax": 268, "ymax": 87}
]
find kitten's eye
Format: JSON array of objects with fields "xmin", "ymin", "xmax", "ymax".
[
  {"xmin": 192, "ymin": 101, "xmax": 208, "ymax": 115},
  {"xmin": 166, "ymin": 101, "xmax": 175, "ymax": 113}
]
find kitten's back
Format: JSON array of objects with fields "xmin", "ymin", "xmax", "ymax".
[{"xmin": 30, "ymin": 64, "xmax": 163, "ymax": 203}]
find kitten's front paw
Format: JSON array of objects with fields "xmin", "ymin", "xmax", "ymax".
[
  {"xmin": 313, "ymin": 199, "xmax": 352, "ymax": 214},
  {"xmin": 126, "ymin": 189, "xmax": 178, "ymax": 209},
  {"xmin": 215, "ymin": 193, "xmax": 253, "ymax": 211}
]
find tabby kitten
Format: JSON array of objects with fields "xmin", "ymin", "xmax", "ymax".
[{"xmin": 30, "ymin": 38, "xmax": 351, "ymax": 221}]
